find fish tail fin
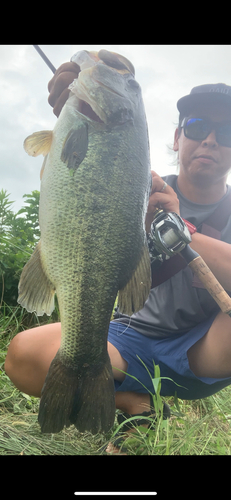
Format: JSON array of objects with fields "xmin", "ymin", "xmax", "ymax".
[{"xmin": 38, "ymin": 350, "xmax": 115, "ymax": 435}]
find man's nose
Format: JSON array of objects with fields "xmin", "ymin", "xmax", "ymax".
[{"xmin": 202, "ymin": 130, "xmax": 218, "ymax": 148}]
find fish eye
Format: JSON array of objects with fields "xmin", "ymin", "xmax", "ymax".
[{"xmin": 128, "ymin": 79, "xmax": 140, "ymax": 90}]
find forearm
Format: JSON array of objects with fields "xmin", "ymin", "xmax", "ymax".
[{"xmin": 190, "ymin": 232, "xmax": 231, "ymax": 292}]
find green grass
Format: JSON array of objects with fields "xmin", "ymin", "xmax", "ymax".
[
  {"xmin": 1, "ymin": 304, "xmax": 231, "ymax": 455},
  {"xmin": 116, "ymin": 391, "xmax": 231, "ymax": 455}
]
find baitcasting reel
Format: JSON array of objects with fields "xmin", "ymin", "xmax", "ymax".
[{"xmin": 148, "ymin": 209, "xmax": 192, "ymax": 264}]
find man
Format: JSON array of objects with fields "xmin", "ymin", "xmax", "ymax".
[{"xmin": 4, "ymin": 59, "xmax": 231, "ymax": 452}]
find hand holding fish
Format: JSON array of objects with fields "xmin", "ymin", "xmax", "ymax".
[
  {"xmin": 145, "ymin": 171, "xmax": 180, "ymax": 232},
  {"xmin": 48, "ymin": 62, "xmax": 80, "ymax": 116}
]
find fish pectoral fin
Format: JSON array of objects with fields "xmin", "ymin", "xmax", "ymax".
[
  {"xmin": 118, "ymin": 243, "xmax": 151, "ymax": 316},
  {"xmin": 24, "ymin": 130, "xmax": 53, "ymax": 157},
  {"xmin": 61, "ymin": 125, "xmax": 88, "ymax": 171},
  {"xmin": 18, "ymin": 240, "xmax": 55, "ymax": 316}
]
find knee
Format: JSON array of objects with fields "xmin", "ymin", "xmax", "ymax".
[
  {"xmin": 4, "ymin": 330, "xmax": 43, "ymax": 396},
  {"xmin": 4, "ymin": 332, "xmax": 26, "ymax": 379},
  {"xmin": 4, "ymin": 324, "xmax": 61, "ymax": 396},
  {"xmin": 107, "ymin": 341, "xmax": 128, "ymax": 382}
]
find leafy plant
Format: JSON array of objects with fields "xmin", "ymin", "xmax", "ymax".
[
  {"xmin": 110, "ymin": 358, "xmax": 186, "ymax": 454},
  {"xmin": 0, "ymin": 190, "xmax": 40, "ymax": 308}
]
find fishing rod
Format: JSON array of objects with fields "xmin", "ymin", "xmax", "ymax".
[{"xmin": 33, "ymin": 45, "xmax": 56, "ymax": 74}]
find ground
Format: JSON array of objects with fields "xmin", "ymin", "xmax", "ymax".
[{"xmin": 1, "ymin": 307, "xmax": 231, "ymax": 455}]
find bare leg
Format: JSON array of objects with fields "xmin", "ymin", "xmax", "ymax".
[
  {"xmin": 188, "ymin": 311, "xmax": 231, "ymax": 378},
  {"xmin": 5, "ymin": 323, "xmax": 62, "ymax": 397}
]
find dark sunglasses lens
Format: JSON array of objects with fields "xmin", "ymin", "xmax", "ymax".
[
  {"xmin": 184, "ymin": 118, "xmax": 210, "ymax": 141},
  {"xmin": 217, "ymin": 123, "xmax": 231, "ymax": 147},
  {"xmin": 184, "ymin": 118, "xmax": 231, "ymax": 147}
]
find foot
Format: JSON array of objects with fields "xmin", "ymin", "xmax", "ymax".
[
  {"xmin": 105, "ymin": 399, "xmax": 171, "ymax": 455},
  {"xmin": 115, "ymin": 391, "xmax": 151, "ymax": 415}
]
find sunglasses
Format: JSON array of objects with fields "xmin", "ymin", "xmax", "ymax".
[{"xmin": 181, "ymin": 117, "xmax": 231, "ymax": 147}]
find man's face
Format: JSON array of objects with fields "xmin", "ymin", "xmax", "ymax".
[{"xmin": 174, "ymin": 102, "xmax": 231, "ymax": 187}]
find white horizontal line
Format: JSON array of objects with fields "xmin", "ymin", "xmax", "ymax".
[{"xmin": 74, "ymin": 494, "xmax": 157, "ymax": 496}]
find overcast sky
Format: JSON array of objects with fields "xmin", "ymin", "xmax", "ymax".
[{"xmin": 1, "ymin": 44, "xmax": 231, "ymax": 213}]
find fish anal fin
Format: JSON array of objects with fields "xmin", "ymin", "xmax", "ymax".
[
  {"xmin": 118, "ymin": 243, "xmax": 151, "ymax": 316},
  {"xmin": 18, "ymin": 241, "xmax": 55, "ymax": 316},
  {"xmin": 61, "ymin": 124, "xmax": 88, "ymax": 171},
  {"xmin": 24, "ymin": 131, "xmax": 53, "ymax": 157}
]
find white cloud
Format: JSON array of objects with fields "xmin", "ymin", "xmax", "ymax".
[{"xmin": 1, "ymin": 44, "xmax": 231, "ymax": 212}]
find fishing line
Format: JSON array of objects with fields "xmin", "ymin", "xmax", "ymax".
[{"xmin": 116, "ymin": 315, "xmax": 132, "ymax": 336}]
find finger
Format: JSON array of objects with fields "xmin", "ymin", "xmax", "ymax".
[
  {"xmin": 152, "ymin": 178, "xmax": 168, "ymax": 194},
  {"xmin": 147, "ymin": 192, "xmax": 160, "ymax": 213},
  {"xmin": 150, "ymin": 171, "xmax": 157, "ymax": 191},
  {"xmin": 48, "ymin": 62, "xmax": 80, "ymax": 92},
  {"xmin": 149, "ymin": 192, "xmax": 180, "ymax": 214},
  {"xmin": 150, "ymin": 172, "xmax": 169, "ymax": 194},
  {"xmin": 48, "ymin": 71, "xmax": 79, "ymax": 108},
  {"xmin": 52, "ymin": 88, "xmax": 70, "ymax": 117},
  {"xmin": 147, "ymin": 191, "xmax": 161, "ymax": 213}
]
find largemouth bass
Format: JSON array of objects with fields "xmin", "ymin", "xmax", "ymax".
[{"xmin": 18, "ymin": 49, "xmax": 151, "ymax": 434}]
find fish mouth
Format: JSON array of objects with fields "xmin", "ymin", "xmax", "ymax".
[
  {"xmin": 73, "ymin": 77, "xmax": 126, "ymax": 124},
  {"xmin": 69, "ymin": 49, "xmax": 134, "ymax": 124},
  {"xmin": 75, "ymin": 96, "xmax": 104, "ymax": 123}
]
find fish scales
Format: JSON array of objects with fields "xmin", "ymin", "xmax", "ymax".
[
  {"xmin": 18, "ymin": 50, "xmax": 151, "ymax": 434},
  {"xmin": 40, "ymin": 118, "xmax": 148, "ymax": 359}
]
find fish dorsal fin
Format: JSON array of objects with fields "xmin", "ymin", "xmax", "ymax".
[
  {"xmin": 118, "ymin": 243, "xmax": 151, "ymax": 316},
  {"xmin": 24, "ymin": 130, "xmax": 53, "ymax": 157}
]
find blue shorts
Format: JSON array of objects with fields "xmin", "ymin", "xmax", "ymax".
[{"xmin": 108, "ymin": 314, "xmax": 231, "ymax": 400}]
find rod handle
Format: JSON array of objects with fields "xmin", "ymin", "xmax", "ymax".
[{"xmin": 188, "ymin": 255, "xmax": 231, "ymax": 316}]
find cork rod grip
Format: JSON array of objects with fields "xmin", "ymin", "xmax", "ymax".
[{"xmin": 188, "ymin": 255, "xmax": 231, "ymax": 316}]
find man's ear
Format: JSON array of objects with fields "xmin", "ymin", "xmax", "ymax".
[{"xmin": 173, "ymin": 128, "xmax": 179, "ymax": 152}]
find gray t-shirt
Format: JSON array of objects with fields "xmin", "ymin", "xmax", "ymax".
[{"xmin": 113, "ymin": 174, "xmax": 231, "ymax": 338}]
